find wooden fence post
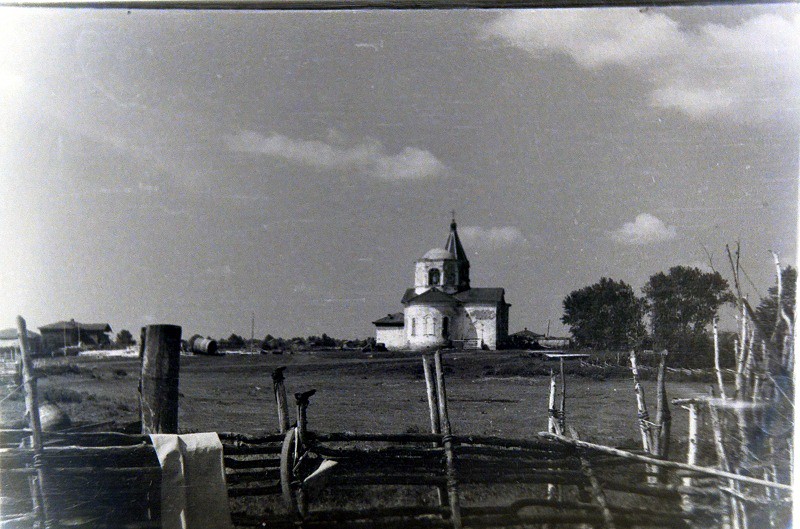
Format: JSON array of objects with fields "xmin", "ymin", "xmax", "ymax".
[
  {"xmin": 559, "ymin": 358, "xmax": 566, "ymax": 434},
  {"xmin": 629, "ymin": 351, "xmax": 652, "ymax": 453},
  {"xmin": 293, "ymin": 389, "xmax": 315, "ymax": 519},
  {"xmin": 654, "ymin": 351, "xmax": 671, "ymax": 459},
  {"xmin": 434, "ymin": 350, "xmax": 462, "ymax": 529},
  {"xmin": 546, "ymin": 368, "xmax": 562, "ymax": 506},
  {"xmin": 140, "ymin": 324, "xmax": 182, "ymax": 434},
  {"xmin": 17, "ymin": 316, "xmax": 54, "ymax": 529},
  {"xmin": 272, "ymin": 367, "xmax": 289, "ymax": 434},
  {"xmin": 681, "ymin": 402, "xmax": 699, "ymax": 512},
  {"xmin": 423, "ymin": 355, "xmax": 448, "ymax": 509},
  {"xmin": 568, "ymin": 426, "xmax": 616, "ymax": 529},
  {"xmin": 422, "ymin": 356, "xmax": 441, "ymax": 437},
  {"xmin": 548, "ymin": 369, "xmax": 560, "ymax": 435}
]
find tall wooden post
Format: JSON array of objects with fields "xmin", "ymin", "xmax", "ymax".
[
  {"xmin": 140, "ymin": 325, "xmax": 182, "ymax": 434},
  {"xmin": 422, "ymin": 356, "xmax": 441, "ymax": 436},
  {"xmin": 548, "ymin": 369, "xmax": 559, "ymax": 435},
  {"xmin": 294, "ymin": 390, "xmax": 315, "ymax": 451},
  {"xmin": 272, "ymin": 367, "xmax": 289, "ymax": 434},
  {"xmin": 434, "ymin": 350, "xmax": 462, "ymax": 529},
  {"xmin": 18, "ymin": 316, "xmax": 53, "ymax": 528},
  {"xmin": 294, "ymin": 389, "xmax": 315, "ymax": 519},
  {"xmin": 629, "ymin": 351, "xmax": 652, "ymax": 453},
  {"xmin": 682, "ymin": 402, "xmax": 699, "ymax": 512},
  {"xmin": 423, "ymin": 355, "xmax": 448, "ymax": 509},
  {"xmin": 559, "ymin": 358, "xmax": 566, "ymax": 434},
  {"xmin": 654, "ymin": 351, "xmax": 671, "ymax": 459}
]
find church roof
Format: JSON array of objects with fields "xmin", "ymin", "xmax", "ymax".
[
  {"xmin": 404, "ymin": 288, "xmax": 460, "ymax": 305},
  {"xmin": 444, "ymin": 220, "xmax": 468, "ymax": 263},
  {"xmin": 372, "ymin": 312, "xmax": 405, "ymax": 326},
  {"xmin": 422, "ymin": 248, "xmax": 456, "ymax": 260},
  {"xmin": 401, "ymin": 288, "xmax": 418, "ymax": 304},
  {"xmin": 453, "ymin": 288, "xmax": 507, "ymax": 304}
]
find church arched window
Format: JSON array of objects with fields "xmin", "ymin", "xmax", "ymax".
[
  {"xmin": 428, "ymin": 268, "xmax": 440, "ymax": 286},
  {"xmin": 442, "ymin": 317, "xmax": 449, "ymax": 338},
  {"xmin": 424, "ymin": 315, "xmax": 435, "ymax": 336},
  {"xmin": 411, "ymin": 318, "xmax": 416, "ymax": 336}
]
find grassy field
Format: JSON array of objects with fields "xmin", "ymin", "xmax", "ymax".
[{"xmin": 3, "ymin": 349, "xmax": 711, "ymax": 448}]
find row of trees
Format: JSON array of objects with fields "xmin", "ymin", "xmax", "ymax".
[
  {"xmin": 561, "ymin": 264, "xmax": 795, "ymax": 353},
  {"xmin": 112, "ymin": 330, "xmax": 369, "ymax": 352}
]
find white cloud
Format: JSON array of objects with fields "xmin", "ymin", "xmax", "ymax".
[
  {"xmin": 224, "ymin": 130, "xmax": 448, "ymax": 180},
  {"xmin": 460, "ymin": 226, "xmax": 529, "ymax": 247},
  {"xmin": 482, "ymin": 10, "xmax": 800, "ymax": 122},
  {"xmin": 609, "ymin": 213, "xmax": 677, "ymax": 245},
  {"xmin": 481, "ymin": 9, "xmax": 683, "ymax": 69}
]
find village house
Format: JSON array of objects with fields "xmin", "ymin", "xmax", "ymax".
[
  {"xmin": 0, "ymin": 328, "xmax": 42, "ymax": 356},
  {"xmin": 38, "ymin": 319, "xmax": 112, "ymax": 354},
  {"xmin": 373, "ymin": 218, "xmax": 510, "ymax": 351}
]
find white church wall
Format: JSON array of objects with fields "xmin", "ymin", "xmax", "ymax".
[
  {"xmin": 376, "ymin": 327, "xmax": 405, "ymax": 350},
  {"xmin": 404, "ymin": 303, "xmax": 456, "ymax": 351},
  {"xmin": 462, "ymin": 305, "xmax": 500, "ymax": 349}
]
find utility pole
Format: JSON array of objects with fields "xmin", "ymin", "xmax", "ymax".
[{"xmin": 251, "ymin": 311, "xmax": 255, "ymax": 351}]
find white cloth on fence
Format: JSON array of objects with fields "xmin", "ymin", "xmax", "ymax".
[{"xmin": 149, "ymin": 432, "xmax": 234, "ymax": 529}]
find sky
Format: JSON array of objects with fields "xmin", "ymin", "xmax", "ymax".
[{"xmin": 0, "ymin": 5, "xmax": 798, "ymax": 340}]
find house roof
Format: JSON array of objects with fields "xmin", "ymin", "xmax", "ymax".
[
  {"xmin": 372, "ymin": 312, "xmax": 405, "ymax": 326},
  {"xmin": 512, "ymin": 328, "xmax": 544, "ymax": 339},
  {"xmin": 39, "ymin": 320, "xmax": 112, "ymax": 333},
  {"xmin": 453, "ymin": 288, "xmax": 506, "ymax": 304},
  {"xmin": 0, "ymin": 328, "xmax": 40, "ymax": 340}
]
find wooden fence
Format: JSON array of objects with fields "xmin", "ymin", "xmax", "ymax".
[{"xmin": 0, "ymin": 317, "xmax": 793, "ymax": 529}]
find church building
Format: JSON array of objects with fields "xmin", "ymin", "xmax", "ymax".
[{"xmin": 373, "ymin": 218, "xmax": 510, "ymax": 351}]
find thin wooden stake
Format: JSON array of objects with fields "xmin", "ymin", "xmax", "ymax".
[
  {"xmin": 539, "ymin": 431, "xmax": 792, "ymax": 491},
  {"xmin": 423, "ymin": 355, "xmax": 448, "ymax": 509},
  {"xmin": 654, "ymin": 351, "xmax": 671, "ymax": 459},
  {"xmin": 708, "ymin": 400, "xmax": 741, "ymax": 529},
  {"xmin": 18, "ymin": 316, "xmax": 54, "ymax": 529},
  {"xmin": 548, "ymin": 369, "xmax": 560, "ymax": 435},
  {"xmin": 434, "ymin": 350, "xmax": 462, "ymax": 529},
  {"xmin": 272, "ymin": 367, "xmax": 289, "ymax": 434},
  {"xmin": 423, "ymin": 356, "xmax": 441, "ymax": 437},
  {"xmin": 713, "ymin": 316, "xmax": 727, "ymax": 401},
  {"xmin": 629, "ymin": 351, "xmax": 652, "ymax": 453},
  {"xmin": 568, "ymin": 426, "xmax": 616, "ymax": 529},
  {"xmin": 546, "ymin": 369, "xmax": 561, "ymax": 505},
  {"xmin": 681, "ymin": 402, "xmax": 699, "ymax": 513},
  {"xmin": 559, "ymin": 357, "xmax": 566, "ymax": 434}
]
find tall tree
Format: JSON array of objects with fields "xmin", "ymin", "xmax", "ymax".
[
  {"xmin": 643, "ymin": 266, "xmax": 733, "ymax": 352},
  {"xmin": 754, "ymin": 265, "xmax": 796, "ymax": 345},
  {"xmin": 562, "ymin": 277, "xmax": 646, "ymax": 350}
]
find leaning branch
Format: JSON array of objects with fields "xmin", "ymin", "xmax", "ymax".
[{"xmin": 539, "ymin": 432, "xmax": 792, "ymax": 492}]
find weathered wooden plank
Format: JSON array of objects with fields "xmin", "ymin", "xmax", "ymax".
[
  {"xmin": 227, "ymin": 483, "xmax": 282, "ymax": 497},
  {"xmin": 225, "ymin": 468, "xmax": 281, "ymax": 485},
  {"xmin": 224, "ymin": 457, "xmax": 281, "ymax": 470}
]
